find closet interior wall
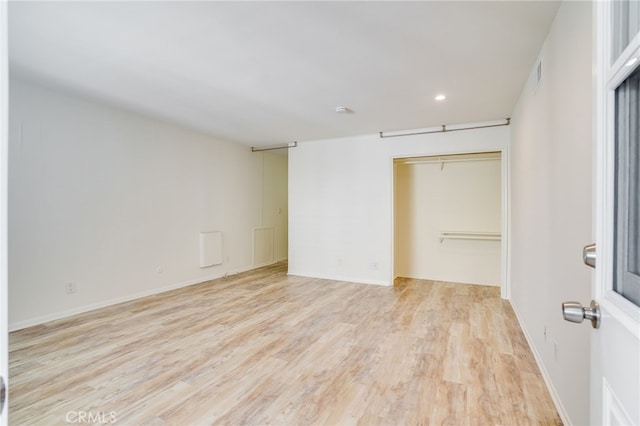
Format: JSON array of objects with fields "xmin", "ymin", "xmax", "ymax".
[{"xmin": 394, "ymin": 152, "xmax": 502, "ymax": 286}]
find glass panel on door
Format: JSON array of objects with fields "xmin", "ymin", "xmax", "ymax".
[{"xmin": 614, "ymin": 65, "xmax": 640, "ymax": 306}]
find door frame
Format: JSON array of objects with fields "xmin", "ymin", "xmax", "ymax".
[
  {"xmin": 1, "ymin": 0, "xmax": 9, "ymax": 424},
  {"xmin": 390, "ymin": 143, "xmax": 510, "ymax": 298}
]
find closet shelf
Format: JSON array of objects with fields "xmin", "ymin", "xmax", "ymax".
[{"xmin": 439, "ymin": 231, "xmax": 501, "ymax": 243}]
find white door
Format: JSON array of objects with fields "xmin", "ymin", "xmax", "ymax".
[
  {"xmin": 0, "ymin": 0, "xmax": 8, "ymax": 424},
  {"xmin": 588, "ymin": 1, "xmax": 640, "ymax": 425}
]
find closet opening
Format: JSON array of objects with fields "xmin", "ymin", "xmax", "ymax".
[{"xmin": 393, "ymin": 151, "xmax": 504, "ymax": 290}]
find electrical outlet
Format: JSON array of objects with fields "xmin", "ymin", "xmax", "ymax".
[{"xmin": 65, "ymin": 282, "xmax": 76, "ymax": 294}]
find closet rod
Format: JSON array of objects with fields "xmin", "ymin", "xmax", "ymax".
[
  {"xmin": 439, "ymin": 231, "xmax": 501, "ymax": 243},
  {"xmin": 397, "ymin": 156, "xmax": 500, "ymax": 166},
  {"xmin": 379, "ymin": 118, "xmax": 510, "ymax": 139},
  {"xmin": 251, "ymin": 141, "xmax": 297, "ymax": 152}
]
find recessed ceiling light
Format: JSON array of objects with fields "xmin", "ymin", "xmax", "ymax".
[
  {"xmin": 625, "ymin": 57, "xmax": 638, "ymax": 67},
  {"xmin": 435, "ymin": 94, "xmax": 446, "ymax": 101},
  {"xmin": 335, "ymin": 106, "xmax": 351, "ymax": 113}
]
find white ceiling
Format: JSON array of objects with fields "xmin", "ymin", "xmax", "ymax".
[{"xmin": 8, "ymin": 1, "xmax": 560, "ymax": 148}]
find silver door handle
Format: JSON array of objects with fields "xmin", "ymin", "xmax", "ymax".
[{"xmin": 562, "ymin": 300, "xmax": 600, "ymax": 328}]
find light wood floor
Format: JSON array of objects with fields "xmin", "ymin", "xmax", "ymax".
[{"xmin": 9, "ymin": 262, "xmax": 561, "ymax": 425}]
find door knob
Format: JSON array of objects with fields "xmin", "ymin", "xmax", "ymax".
[{"xmin": 562, "ymin": 300, "xmax": 601, "ymax": 328}]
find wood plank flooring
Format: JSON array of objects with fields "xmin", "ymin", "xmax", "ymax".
[{"xmin": 9, "ymin": 262, "xmax": 562, "ymax": 425}]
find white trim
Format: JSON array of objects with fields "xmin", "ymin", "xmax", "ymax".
[
  {"xmin": 389, "ymin": 154, "xmax": 396, "ymax": 286},
  {"xmin": 511, "ymin": 301, "xmax": 571, "ymax": 426},
  {"xmin": 287, "ymin": 270, "xmax": 390, "ymax": 287},
  {"xmin": 503, "ymin": 142, "xmax": 511, "ymax": 300},
  {"xmin": 609, "ymin": 31, "xmax": 640, "ymax": 87},
  {"xmin": 609, "ymin": 42, "xmax": 640, "ymax": 89},
  {"xmin": 390, "ymin": 146, "xmax": 510, "ymax": 299},
  {"xmin": 8, "ymin": 264, "xmax": 260, "ymax": 332},
  {"xmin": 594, "ymin": 0, "xmax": 611, "ymax": 304},
  {"xmin": 592, "ymin": 2, "xmax": 609, "ymax": 424},
  {"xmin": 0, "ymin": 0, "xmax": 8, "ymax": 423}
]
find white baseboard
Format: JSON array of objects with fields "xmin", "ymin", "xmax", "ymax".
[
  {"xmin": 287, "ymin": 269, "xmax": 391, "ymax": 287},
  {"xmin": 510, "ymin": 301, "xmax": 572, "ymax": 425},
  {"xmin": 9, "ymin": 264, "xmax": 259, "ymax": 332}
]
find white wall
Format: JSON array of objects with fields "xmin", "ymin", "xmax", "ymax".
[
  {"xmin": 394, "ymin": 156, "xmax": 501, "ymax": 286},
  {"xmin": 510, "ymin": 2, "xmax": 592, "ymax": 425},
  {"xmin": 8, "ymin": 77, "xmax": 288, "ymax": 330},
  {"xmin": 288, "ymin": 126, "xmax": 508, "ymax": 287}
]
